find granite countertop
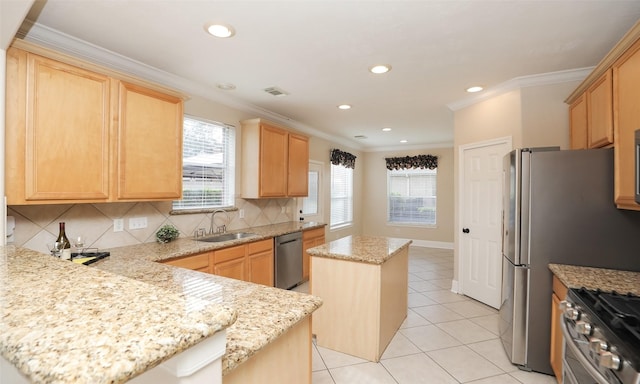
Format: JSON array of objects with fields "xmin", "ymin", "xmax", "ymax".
[
  {"xmin": 106, "ymin": 221, "xmax": 326, "ymax": 263},
  {"xmin": 549, "ymin": 264, "xmax": 640, "ymax": 295},
  {"xmin": 0, "ymin": 246, "xmax": 236, "ymax": 384},
  {"xmin": 1, "ymin": 221, "xmax": 324, "ymax": 383},
  {"xmin": 307, "ymin": 235, "xmax": 412, "ymax": 264}
]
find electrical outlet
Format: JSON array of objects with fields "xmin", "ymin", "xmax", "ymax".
[
  {"xmin": 239, "ymin": 209, "xmax": 245, "ymax": 219},
  {"xmin": 113, "ymin": 218, "xmax": 124, "ymax": 232},
  {"xmin": 281, "ymin": 206, "xmax": 286, "ymax": 213},
  {"xmin": 129, "ymin": 217, "xmax": 148, "ymax": 230}
]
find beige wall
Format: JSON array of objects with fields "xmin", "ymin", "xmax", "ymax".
[
  {"xmin": 361, "ymin": 148, "xmax": 454, "ymax": 246},
  {"xmin": 452, "ymin": 80, "xmax": 581, "ymax": 283}
]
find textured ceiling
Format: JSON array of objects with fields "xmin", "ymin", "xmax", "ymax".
[{"xmin": 17, "ymin": 0, "xmax": 640, "ymax": 150}]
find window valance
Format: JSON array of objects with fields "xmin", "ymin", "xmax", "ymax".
[
  {"xmin": 331, "ymin": 148, "xmax": 357, "ymax": 169},
  {"xmin": 385, "ymin": 154, "xmax": 438, "ymax": 170}
]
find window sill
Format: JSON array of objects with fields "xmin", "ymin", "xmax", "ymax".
[{"xmin": 170, "ymin": 206, "xmax": 238, "ymax": 215}]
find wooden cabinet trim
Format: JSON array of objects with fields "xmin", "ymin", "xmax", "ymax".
[
  {"xmin": 162, "ymin": 253, "xmax": 209, "ymax": 270},
  {"xmin": 568, "ymin": 95, "xmax": 587, "ymax": 150}
]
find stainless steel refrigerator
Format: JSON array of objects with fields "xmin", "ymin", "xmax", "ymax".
[{"xmin": 499, "ymin": 147, "xmax": 640, "ymax": 375}]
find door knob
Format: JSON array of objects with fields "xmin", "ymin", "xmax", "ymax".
[{"xmin": 462, "ymin": 228, "xmax": 470, "ymax": 233}]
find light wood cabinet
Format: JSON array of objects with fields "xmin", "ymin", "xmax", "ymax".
[
  {"xmin": 302, "ymin": 227, "xmax": 325, "ymax": 281},
  {"xmin": 613, "ymin": 38, "xmax": 640, "ymax": 211},
  {"xmin": 5, "ymin": 43, "xmax": 184, "ymax": 205},
  {"xmin": 568, "ymin": 70, "xmax": 613, "ymax": 150},
  {"xmin": 550, "ymin": 275, "xmax": 568, "ymax": 383},
  {"xmin": 211, "ymin": 238, "xmax": 274, "ymax": 286},
  {"xmin": 568, "ymin": 95, "xmax": 587, "ymax": 150},
  {"xmin": 586, "ymin": 69, "xmax": 613, "ymax": 148},
  {"xmin": 247, "ymin": 239, "xmax": 275, "ymax": 286},
  {"xmin": 241, "ymin": 118, "xmax": 309, "ymax": 198},
  {"xmin": 162, "ymin": 252, "xmax": 210, "ymax": 273}
]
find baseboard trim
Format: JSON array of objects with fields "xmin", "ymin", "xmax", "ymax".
[{"xmin": 450, "ymin": 280, "xmax": 460, "ymax": 294}]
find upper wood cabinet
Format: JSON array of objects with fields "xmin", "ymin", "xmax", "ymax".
[
  {"xmin": 568, "ymin": 95, "xmax": 587, "ymax": 150},
  {"xmin": 241, "ymin": 118, "xmax": 309, "ymax": 198},
  {"xmin": 568, "ymin": 70, "xmax": 613, "ymax": 150},
  {"xmin": 5, "ymin": 42, "xmax": 184, "ymax": 205},
  {"xmin": 586, "ymin": 69, "xmax": 613, "ymax": 148},
  {"xmin": 613, "ymin": 38, "xmax": 640, "ymax": 211}
]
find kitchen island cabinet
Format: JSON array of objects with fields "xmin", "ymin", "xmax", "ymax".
[
  {"xmin": 302, "ymin": 226, "xmax": 325, "ymax": 281},
  {"xmin": 309, "ymin": 235, "xmax": 411, "ymax": 362},
  {"xmin": 5, "ymin": 40, "xmax": 184, "ymax": 205}
]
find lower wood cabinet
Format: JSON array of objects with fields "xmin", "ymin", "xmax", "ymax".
[
  {"xmin": 162, "ymin": 238, "xmax": 275, "ymax": 286},
  {"xmin": 550, "ymin": 275, "xmax": 569, "ymax": 383},
  {"xmin": 302, "ymin": 227, "xmax": 325, "ymax": 281}
]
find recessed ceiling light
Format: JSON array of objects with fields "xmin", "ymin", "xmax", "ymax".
[
  {"xmin": 466, "ymin": 86, "xmax": 484, "ymax": 93},
  {"xmin": 400, "ymin": 139, "xmax": 408, "ymax": 143},
  {"xmin": 338, "ymin": 104, "xmax": 352, "ymax": 110},
  {"xmin": 216, "ymin": 83, "xmax": 236, "ymax": 90},
  {"xmin": 205, "ymin": 23, "xmax": 235, "ymax": 38},
  {"xmin": 382, "ymin": 127, "xmax": 392, "ymax": 132},
  {"xmin": 369, "ymin": 65, "xmax": 392, "ymax": 74}
]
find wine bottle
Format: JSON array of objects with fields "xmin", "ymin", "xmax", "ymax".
[{"xmin": 56, "ymin": 222, "xmax": 71, "ymax": 260}]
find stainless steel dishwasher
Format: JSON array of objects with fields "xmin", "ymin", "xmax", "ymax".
[{"xmin": 274, "ymin": 231, "xmax": 303, "ymax": 289}]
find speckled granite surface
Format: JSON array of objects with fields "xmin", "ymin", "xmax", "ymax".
[
  {"xmin": 307, "ymin": 235, "xmax": 412, "ymax": 264},
  {"xmin": 0, "ymin": 246, "xmax": 235, "ymax": 384},
  {"xmin": 549, "ymin": 264, "xmax": 640, "ymax": 295},
  {"xmin": 1, "ymin": 222, "xmax": 324, "ymax": 383}
]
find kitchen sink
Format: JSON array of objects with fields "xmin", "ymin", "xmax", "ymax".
[{"xmin": 195, "ymin": 232, "xmax": 257, "ymax": 243}]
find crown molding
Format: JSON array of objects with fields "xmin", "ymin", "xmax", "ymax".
[
  {"xmin": 446, "ymin": 67, "xmax": 593, "ymax": 112},
  {"xmin": 17, "ymin": 21, "xmax": 364, "ymax": 151}
]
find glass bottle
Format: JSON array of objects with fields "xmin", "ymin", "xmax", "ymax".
[{"xmin": 56, "ymin": 222, "xmax": 71, "ymax": 260}]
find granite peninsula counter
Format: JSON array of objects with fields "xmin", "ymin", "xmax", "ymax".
[
  {"xmin": 309, "ymin": 235, "xmax": 412, "ymax": 362},
  {"xmin": 1, "ymin": 221, "xmax": 324, "ymax": 384}
]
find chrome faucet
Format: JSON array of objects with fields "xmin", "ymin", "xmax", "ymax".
[{"xmin": 210, "ymin": 209, "xmax": 230, "ymax": 234}]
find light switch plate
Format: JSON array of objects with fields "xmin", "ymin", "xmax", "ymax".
[{"xmin": 113, "ymin": 218, "xmax": 124, "ymax": 232}]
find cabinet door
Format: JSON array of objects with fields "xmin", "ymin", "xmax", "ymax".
[
  {"xmin": 569, "ymin": 95, "xmax": 587, "ymax": 150},
  {"xmin": 259, "ymin": 124, "xmax": 288, "ymax": 197},
  {"xmin": 287, "ymin": 133, "xmax": 309, "ymax": 197},
  {"xmin": 213, "ymin": 258, "xmax": 246, "ymax": 281},
  {"xmin": 117, "ymin": 81, "xmax": 183, "ymax": 200},
  {"xmin": 7, "ymin": 51, "xmax": 111, "ymax": 203},
  {"xmin": 587, "ymin": 69, "xmax": 613, "ymax": 148},
  {"xmin": 550, "ymin": 293, "xmax": 563, "ymax": 383},
  {"xmin": 613, "ymin": 39, "xmax": 640, "ymax": 210},
  {"xmin": 303, "ymin": 228, "xmax": 325, "ymax": 280},
  {"xmin": 247, "ymin": 239, "xmax": 274, "ymax": 286}
]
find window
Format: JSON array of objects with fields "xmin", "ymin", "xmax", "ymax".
[
  {"xmin": 330, "ymin": 164, "xmax": 353, "ymax": 229},
  {"xmin": 388, "ymin": 168, "xmax": 436, "ymax": 225},
  {"xmin": 172, "ymin": 116, "xmax": 235, "ymax": 210},
  {"xmin": 302, "ymin": 170, "xmax": 319, "ymax": 215}
]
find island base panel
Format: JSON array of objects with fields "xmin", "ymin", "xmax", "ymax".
[
  {"xmin": 311, "ymin": 247, "xmax": 408, "ymax": 362},
  {"xmin": 223, "ymin": 316, "xmax": 311, "ymax": 384}
]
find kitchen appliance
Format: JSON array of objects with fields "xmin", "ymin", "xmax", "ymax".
[
  {"xmin": 500, "ymin": 147, "xmax": 640, "ymax": 375},
  {"xmin": 274, "ymin": 231, "xmax": 303, "ymax": 289},
  {"xmin": 561, "ymin": 288, "xmax": 640, "ymax": 384}
]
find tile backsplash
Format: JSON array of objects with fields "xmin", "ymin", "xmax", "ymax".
[{"xmin": 8, "ymin": 198, "xmax": 297, "ymax": 254}]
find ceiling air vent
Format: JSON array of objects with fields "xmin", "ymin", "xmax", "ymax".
[
  {"xmin": 354, "ymin": 135, "xmax": 368, "ymax": 139},
  {"xmin": 263, "ymin": 87, "xmax": 289, "ymax": 97}
]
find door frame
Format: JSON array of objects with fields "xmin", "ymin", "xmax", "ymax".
[{"xmin": 455, "ymin": 136, "xmax": 512, "ymax": 295}]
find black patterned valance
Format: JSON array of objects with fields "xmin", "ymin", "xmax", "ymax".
[
  {"xmin": 385, "ymin": 155, "xmax": 438, "ymax": 170},
  {"xmin": 330, "ymin": 148, "xmax": 357, "ymax": 169}
]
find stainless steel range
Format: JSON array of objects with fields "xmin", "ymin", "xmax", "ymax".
[{"xmin": 561, "ymin": 288, "xmax": 640, "ymax": 384}]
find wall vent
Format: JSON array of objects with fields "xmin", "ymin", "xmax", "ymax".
[
  {"xmin": 354, "ymin": 135, "xmax": 368, "ymax": 139},
  {"xmin": 263, "ymin": 87, "xmax": 289, "ymax": 97}
]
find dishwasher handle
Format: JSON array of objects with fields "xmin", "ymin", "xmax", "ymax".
[{"xmin": 275, "ymin": 231, "xmax": 302, "ymax": 245}]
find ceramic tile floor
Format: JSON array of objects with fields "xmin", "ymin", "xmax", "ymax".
[{"xmin": 295, "ymin": 246, "xmax": 557, "ymax": 384}]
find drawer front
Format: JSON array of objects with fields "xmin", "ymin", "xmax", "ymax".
[
  {"xmin": 303, "ymin": 227, "xmax": 325, "ymax": 240},
  {"xmin": 163, "ymin": 253, "xmax": 209, "ymax": 270},
  {"xmin": 214, "ymin": 245, "xmax": 246, "ymax": 263},
  {"xmin": 247, "ymin": 238, "xmax": 273, "ymax": 254}
]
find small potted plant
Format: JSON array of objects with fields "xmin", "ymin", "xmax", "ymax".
[{"xmin": 156, "ymin": 224, "xmax": 180, "ymax": 243}]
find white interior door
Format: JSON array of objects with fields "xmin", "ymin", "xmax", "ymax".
[
  {"xmin": 297, "ymin": 161, "xmax": 323, "ymax": 223},
  {"xmin": 460, "ymin": 139, "xmax": 511, "ymax": 309}
]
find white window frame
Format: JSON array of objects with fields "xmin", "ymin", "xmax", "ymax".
[
  {"xmin": 387, "ymin": 167, "xmax": 437, "ymax": 227},
  {"xmin": 330, "ymin": 163, "xmax": 353, "ymax": 230},
  {"xmin": 172, "ymin": 115, "xmax": 235, "ymax": 211}
]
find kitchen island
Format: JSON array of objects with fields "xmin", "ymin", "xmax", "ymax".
[
  {"xmin": 0, "ymin": 221, "xmax": 323, "ymax": 383},
  {"xmin": 308, "ymin": 235, "xmax": 412, "ymax": 362}
]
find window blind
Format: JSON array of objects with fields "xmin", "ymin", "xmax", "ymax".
[
  {"xmin": 173, "ymin": 116, "xmax": 235, "ymax": 210},
  {"xmin": 388, "ymin": 168, "xmax": 437, "ymax": 225},
  {"xmin": 330, "ymin": 164, "xmax": 353, "ymax": 228}
]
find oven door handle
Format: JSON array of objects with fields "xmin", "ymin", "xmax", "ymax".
[{"xmin": 560, "ymin": 319, "xmax": 610, "ymax": 384}]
